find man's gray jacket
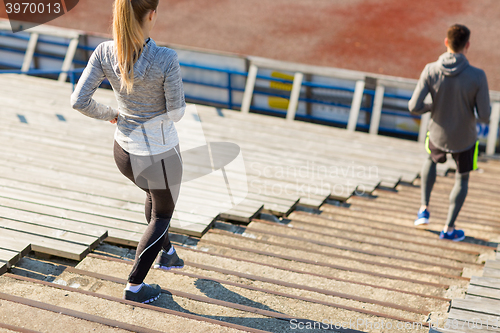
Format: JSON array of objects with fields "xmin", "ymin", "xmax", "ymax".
[{"xmin": 409, "ymin": 52, "xmax": 490, "ymax": 152}]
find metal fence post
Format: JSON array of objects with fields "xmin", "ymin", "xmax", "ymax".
[
  {"xmin": 241, "ymin": 64, "xmax": 258, "ymax": 114},
  {"xmin": 486, "ymin": 102, "xmax": 500, "ymax": 155},
  {"xmin": 21, "ymin": 33, "xmax": 39, "ymax": 73},
  {"xmin": 369, "ymin": 85, "xmax": 385, "ymax": 135},
  {"xmin": 286, "ymin": 72, "xmax": 303, "ymax": 122},
  {"xmin": 59, "ymin": 38, "xmax": 79, "ymax": 83},
  {"xmin": 347, "ymin": 80, "xmax": 365, "ymax": 131},
  {"xmin": 227, "ymin": 72, "xmax": 233, "ymax": 109}
]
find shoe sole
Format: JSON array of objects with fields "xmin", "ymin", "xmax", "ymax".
[
  {"xmin": 439, "ymin": 235, "xmax": 466, "ymax": 242},
  {"xmin": 452, "ymin": 235, "xmax": 466, "ymax": 242},
  {"xmin": 414, "ymin": 218, "xmax": 429, "ymax": 226},
  {"xmin": 154, "ymin": 264, "xmax": 184, "ymax": 270},
  {"xmin": 124, "ymin": 293, "xmax": 161, "ymax": 304},
  {"xmin": 142, "ymin": 294, "xmax": 161, "ymax": 304}
]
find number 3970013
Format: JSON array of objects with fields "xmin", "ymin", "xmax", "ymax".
[{"xmin": 5, "ymin": 2, "xmax": 61, "ymax": 14}]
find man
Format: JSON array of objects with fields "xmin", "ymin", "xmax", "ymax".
[{"xmin": 408, "ymin": 24, "xmax": 490, "ymax": 241}]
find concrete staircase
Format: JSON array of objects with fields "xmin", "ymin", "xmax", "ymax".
[
  {"xmin": 1, "ymin": 73, "xmax": 499, "ymax": 332},
  {"xmin": 2, "ymin": 170, "xmax": 499, "ymax": 332}
]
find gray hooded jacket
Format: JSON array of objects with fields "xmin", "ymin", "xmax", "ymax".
[
  {"xmin": 408, "ymin": 52, "xmax": 490, "ymax": 153},
  {"xmin": 71, "ymin": 38, "xmax": 186, "ymax": 156}
]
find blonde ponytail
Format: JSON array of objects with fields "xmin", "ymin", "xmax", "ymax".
[{"xmin": 112, "ymin": 0, "xmax": 158, "ymax": 94}]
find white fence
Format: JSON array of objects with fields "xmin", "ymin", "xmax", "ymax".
[{"xmin": 2, "ymin": 19, "xmax": 500, "ymax": 155}]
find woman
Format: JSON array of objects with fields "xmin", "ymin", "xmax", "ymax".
[{"xmin": 71, "ymin": 0, "xmax": 186, "ymax": 304}]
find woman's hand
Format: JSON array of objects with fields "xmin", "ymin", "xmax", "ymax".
[{"xmin": 110, "ymin": 111, "xmax": 119, "ymax": 124}]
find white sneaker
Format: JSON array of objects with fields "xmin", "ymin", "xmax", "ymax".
[{"xmin": 414, "ymin": 209, "xmax": 430, "ymax": 226}]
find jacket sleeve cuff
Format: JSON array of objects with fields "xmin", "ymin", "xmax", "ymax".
[{"xmin": 167, "ymin": 106, "xmax": 186, "ymax": 123}]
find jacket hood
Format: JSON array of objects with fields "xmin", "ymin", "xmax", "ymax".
[
  {"xmin": 112, "ymin": 38, "xmax": 157, "ymax": 81},
  {"xmin": 438, "ymin": 52, "xmax": 469, "ymax": 76}
]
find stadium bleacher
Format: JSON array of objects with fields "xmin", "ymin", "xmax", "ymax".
[
  {"xmin": 1, "ymin": 19, "xmax": 500, "ymax": 333},
  {"xmin": 0, "ymin": 71, "xmax": 500, "ymax": 332}
]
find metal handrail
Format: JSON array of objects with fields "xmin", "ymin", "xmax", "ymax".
[
  {"xmin": 5, "ymin": 29, "xmax": 495, "ymax": 148},
  {"xmin": 0, "ymin": 68, "xmax": 85, "ymax": 89}
]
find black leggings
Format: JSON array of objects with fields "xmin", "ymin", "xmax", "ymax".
[
  {"xmin": 421, "ymin": 156, "xmax": 469, "ymax": 228},
  {"xmin": 113, "ymin": 140, "xmax": 183, "ymax": 284}
]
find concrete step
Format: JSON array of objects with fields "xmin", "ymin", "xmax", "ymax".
[
  {"xmin": 177, "ymin": 242, "xmax": 438, "ymax": 318},
  {"xmin": 287, "ymin": 211, "xmax": 485, "ymax": 257},
  {"xmin": 348, "ymin": 195, "xmax": 500, "ymax": 221},
  {"xmin": 319, "ymin": 204, "xmax": 500, "ymax": 241},
  {"xmin": 340, "ymin": 201, "xmax": 500, "ymax": 233},
  {"xmin": 177, "ymin": 234, "xmax": 449, "ymax": 296},
  {"xmin": 0, "ymin": 268, "xmax": 256, "ymax": 333},
  {"xmin": 307, "ymin": 205, "xmax": 499, "ymax": 247},
  {"xmin": 244, "ymin": 218, "xmax": 477, "ymax": 268},
  {"xmin": 284, "ymin": 212, "xmax": 492, "ymax": 276},
  {"xmin": 0, "ymin": 298, "xmax": 132, "ymax": 333},
  {"xmin": 82, "ymin": 248, "xmax": 429, "ymax": 332},
  {"xmin": 360, "ymin": 186, "xmax": 500, "ymax": 211},
  {"xmin": 0, "ymin": 322, "xmax": 41, "ymax": 333},
  {"xmin": 239, "ymin": 220, "xmax": 469, "ymax": 276},
  {"xmin": 201, "ymin": 228, "xmax": 461, "ymax": 291},
  {"xmin": 7, "ymin": 253, "xmax": 391, "ymax": 333},
  {"xmin": 245, "ymin": 220, "xmax": 477, "ymax": 269}
]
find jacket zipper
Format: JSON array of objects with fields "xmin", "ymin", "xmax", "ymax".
[{"xmin": 161, "ymin": 120, "xmax": 165, "ymax": 145}]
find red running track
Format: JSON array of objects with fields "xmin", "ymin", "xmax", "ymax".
[{"xmin": 1, "ymin": 0, "xmax": 499, "ymax": 90}]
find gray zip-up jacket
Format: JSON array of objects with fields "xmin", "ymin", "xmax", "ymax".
[
  {"xmin": 70, "ymin": 38, "xmax": 186, "ymax": 155},
  {"xmin": 408, "ymin": 52, "xmax": 490, "ymax": 153}
]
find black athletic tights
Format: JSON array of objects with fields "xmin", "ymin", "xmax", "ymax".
[{"xmin": 113, "ymin": 140, "xmax": 183, "ymax": 284}]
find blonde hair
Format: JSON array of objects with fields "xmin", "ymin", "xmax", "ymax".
[{"xmin": 112, "ymin": 0, "xmax": 158, "ymax": 94}]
